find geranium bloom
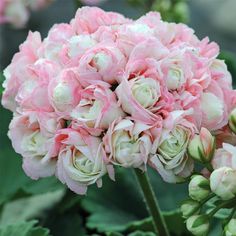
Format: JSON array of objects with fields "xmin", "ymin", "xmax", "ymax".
[{"xmin": 2, "ymin": 7, "xmax": 236, "ymax": 194}]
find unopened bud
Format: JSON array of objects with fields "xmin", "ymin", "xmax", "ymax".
[
  {"xmin": 189, "ymin": 175, "xmax": 210, "ymax": 201},
  {"xmin": 181, "ymin": 199, "xmax": 200, "ymax": 219},
  {"xmin": 186, "ymin": 214, "xmax": 209, "ymax": 236},
  {"xmin": 210, "ymin": 167, "xmax": 236, "ymax": 200},
  {"xmin": 188, "ymin": 127, "xmax": 215, "ymax": 163},
  {"xmin": 224, "ymin": 218, "xmax": 236, "ymax": 236}
]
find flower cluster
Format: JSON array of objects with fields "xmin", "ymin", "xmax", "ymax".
[
  {"xmin": 2, "ymin": 7, "xmax": 236, "ymax": 201},
  {"xmin": 0, "ymin": 0, "xmax": 53, "ymax": 28}
]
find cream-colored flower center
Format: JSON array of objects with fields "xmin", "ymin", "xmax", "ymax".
[
  {"xmin": 131, "ymin": 77, "xmax": 160, "ymax": 109},
  {"xmin": 53, "ymin": 83, "xmax": 72, "ymax": 105},
  {"xmin": 113, "ymin": 130, "xmax": 140, "ymax": 164},
  {"xmin": 166, "ymin": 66, "xmax": 184, "ymax": 90},
  {"xmin": 21, "ymin": 130, "xmax": 47, "ymax": 155},
  {"xmin": 159, "ymin": 125, "xmax": 188, "ymax": 159},
  {"xmin": 72, "ymin": 149, "xmax": 94, "ymax": 174},
  {"xmin": 92, "ymin": 52, "xmax": 111, "ymax": 71},
  {"xmin": 71, "ymin": 99, "xmax": 102, "ymax": 127}
]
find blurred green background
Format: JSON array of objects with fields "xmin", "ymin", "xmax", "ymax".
[{"xmin": 0, "ymin": 0, "xmax": 236, "ymax": 235}]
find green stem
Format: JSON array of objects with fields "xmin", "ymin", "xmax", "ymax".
[
  {"xmin": 134, "ymin": 169, "xmax": 170, "ymax": 236},
  {"xmin": 208, "ymin": 199, "xmax": 236, "ymax": 218},
  {"xmin": 205, "ymin": 162, "xmax": 214, "ymax": 173}
]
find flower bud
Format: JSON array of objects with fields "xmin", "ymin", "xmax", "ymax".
[
  {"xmin": 186, "ymin": 215, "xmax": 209, "ymax": 236},
  {"xmin": 188, "ymin": 127, "xmax": 215, "ymax": 163},
  {"xmin": 181, "ymin": 199, "xmax": 200, "ymax": 219},
  {"xmin": 224, "ymin": 219, "xmax": 236, "ymax": 236},
  {"xmin": 189, "ymin": 175, "xmax": 210, "ymax": 201},
  {"xmin": 229, "ymin": 108, "xmax": 236, "ymax": 134},
  {"xmin": 210, "ymin": 167, "xmax": 236, "ymax": 200}
]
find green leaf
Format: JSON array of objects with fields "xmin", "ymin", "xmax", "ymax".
[
  {"xmin": 0, "ymin": 190, "xmax": 64, "ymax": 225},
  {"xmin": 0, "ymin": 220, "xmax": 49, "ymax": 236},
  {"xmin": 81, "ymin": 167, "xmax": 188, "ymax": 233},
  {"xmin": 0, "ymin": 147, "xmax": 64, "ymax": 206}
]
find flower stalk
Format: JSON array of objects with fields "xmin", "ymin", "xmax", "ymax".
[{"xmin": 134, "ymin": 169, "xmax": 170, "ymax": 236}]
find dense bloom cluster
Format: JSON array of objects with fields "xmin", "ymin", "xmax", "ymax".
[
  {"xmin": 2, "ymin": 7, "xmax": 236, "ymax": 195},
  {"xmin": 0, "ymin": 0, "xmax": 53, "ymax": 28}
]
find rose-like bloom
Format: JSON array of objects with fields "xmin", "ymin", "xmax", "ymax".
[
  {"xmin": 211, "ymin": 143, "xmax": 236, "ymax": 170},
  {"xmin": 149, "ymin": 111, "xmax": 195, "ymax": 183},
  {"xmin": 2, "ymin": 31, "xmax": 42, "ymax": 112},
  {"xmin": 200, "ymin": 79, "xmax": 235, "ymax": 131},
  {"xmin": 116, "ymin": 76, "xmax": 162, "ymax": 123},
  {"xmin": 70, "ymin": 7, "xmax": 130, "ymax": 35},
  {"xmin": 77, "ymin": 42, "xmax": 126, "ymax": 86},
  {"xmin": 210, "ymin": 167, "xmax": 236, "ymax": 200},
  {"xmin": 224, "ymin": 219, "xmax": 236, "ymax": 236},
  {"xmin": 48, "ymin": 69, "xmax": 82, "ymax": 114},
  {"xmin": 8, "ymin": 111, "xmax": 64, "ymax": 179},
  {"xmin": 186, "ymin": 215, "xmax": 209, "ymax": 236},
  {"xmin": 188, "ymin": 175, "xmax": 210, "ymax": 201},
  {"xmin": 188, "ymin": 127, "xmax": 215, "ymax": 163},
  {"xmin": 15, "ymin": 58, "xmax": 59, "ymax": 112},
  {"xmin": 39, "ymin": 23, "xmax": 75, "ymax": 62},
  {"xmin": 60, "ymin": 35, "xmax": 97, "ymax": 67},
  {"xmin": 55, "ymin": 128, "xmax": 112, "ymax": 194},
  {"xmin": 160, "ymin": 49, "xmax": 191, "ymax": 91},
  {"xmin": 103, "ymin": 119, "xmax": 152, "ymax": 169},
  {"xmin": 71, "ymin": 84, "xmax": 125, "ymax": 135}
]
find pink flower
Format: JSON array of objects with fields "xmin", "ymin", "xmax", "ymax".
[
  {"xmin": 116, "ymin": 39, "xmax": 173, "ymax": 124},
  {"xmin": 55, "ymin": 128, "xmax": 113, "ymax": 195},
  {"xmin": 70, "ymin": 7, "xmax": 130, "ymax": 35},
  {"xmin": 77, "ymin": 42, "xmax": 126, "ymax": 85},
  {"xmin": 71, "ymin": 83, "xmax": 125, "ymax": 135},
  {"xmin": 2, "ymin": 31, "xmax": 42, "ymax": 112},
  {"xmin": 39, "ymin": 23, "xmax": 75, "ymax": 62},
  {"xmin": 103, "ymin": 119, "xmax": 153, "ymax": 169},
  {"xmin": 48, "ymin": 69, "xmax": 82, "ymax": 114},
  {"xmin": 8, "ymin": 111, "xmax": 64, "ymax": 179},
  {"xmin": 212, "ymin": 143, "xmax": 236, "ymax": 170},
  {"xmin": 149, "ymin": 111, "xmax": 196, "ymax": 183}
]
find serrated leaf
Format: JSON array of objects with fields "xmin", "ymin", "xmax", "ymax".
[{"xmin": 0, "ymin": 220, "xmax": 49, "ymax": 236}]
